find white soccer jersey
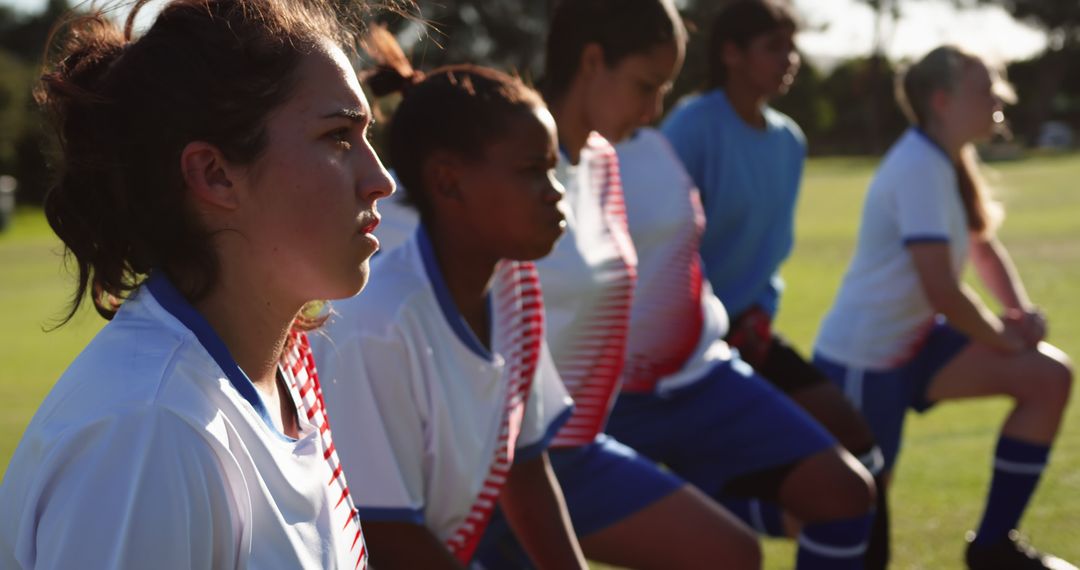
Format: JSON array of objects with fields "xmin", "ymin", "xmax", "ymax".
[
  {"xmin": 0, "ymin": 274, "xmax": 367, "ymax": 570},
  {"xmin": 534, "ymin": 133, "xmax": 638, "ymax": 448},
  {"xmin": 312, "ymin": 228, "xmax": 572, "ymax": 563},
  {"xmin": 615, "ymin": 128, "xmax": 732, "ymax": 394},
  {"xmin": 815, "ymin": 128, "xmax": 971, "ymax": 368}
]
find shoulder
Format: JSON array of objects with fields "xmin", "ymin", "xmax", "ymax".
[
  {"xmin": 877, "ymin": 130, "xmax": 955, "ymax": 185},
  {"xmin": 765, "ymin": 107, "xmax": 806, "ymax": 149},
  {"xmin": 27, "ymin": 293, "xmax": 224, "ymax": 442},
  {"xmin": 662, "ymin": 92, "xmax": 714, "ymax": 135}
]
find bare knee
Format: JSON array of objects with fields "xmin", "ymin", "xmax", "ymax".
[
  {"xmin": 1016, "ymin": 353, "xmax": 1073, "ymax": 411},
  {"xmin": 780, "ymin": 449, "xmax": 876, "ymax": 522}
]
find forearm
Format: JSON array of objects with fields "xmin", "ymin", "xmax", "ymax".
[
  {"xmin": 935, "ymin": 282, "xmax": 1011, "ymax": 349},
  {"xmin": 500, "ymin": 452, "xmax": 587, "ymax": 570},
  {"xmin": 971, "ymin": 237, "xmax": 1031, "ymax": 311},
  {"xmin": 362, "ymin": 521, "xmax": 464, "ymax": 570}
]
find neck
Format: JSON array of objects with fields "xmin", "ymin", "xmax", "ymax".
[
  {"xmin": 425, "ymin": 217, "xmax": 499, "ymax": 348},
  {"xmin": 723, "ymin": 81, "xmax": 768, "ymax": 130},
  {"xmin": 194, "ymin": 267, "xmax": 300, "ymax": 393},
  {"xmin": 921, "ymin": 122, "xmax": 965, "ymax": 161},
  {"xmin": 548, "ymin": 90, "xmax": 591, "ymax": 165}
]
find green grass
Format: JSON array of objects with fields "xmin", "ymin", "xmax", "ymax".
[{"xmin": 1, "ymin": 153, "xmax": 1078, "ymax": 568}]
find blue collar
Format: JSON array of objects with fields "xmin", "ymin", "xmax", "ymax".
[
  {"xmin": 414, "ymin": 226, "xmax": 494, "ymax": 361},
  {"xmin": 912, "ymin": 127, "xmax": 953, "ymax": 163},
  {"xmin": 145, "ymin": 272, "xmax": 296, "ymax": 442}
]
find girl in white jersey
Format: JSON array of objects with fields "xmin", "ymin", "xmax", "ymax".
[
  {"xmin": 473, "ymin": 1, "xmax": 765, "ymax": 568},
  {"xmin": 311, "ymin": 31, "xmax": 588, "ymax": 569},
  {"xmin": 813, "ymin": 46, "xmax": 1074, "ymax": 569},
  {"xmin": 481, "ymin": 1, "xmax": 875, "ymax": 569},
  {"xmin": 0, "ymin": 1, "xmax": 393, "ymax": 568}
]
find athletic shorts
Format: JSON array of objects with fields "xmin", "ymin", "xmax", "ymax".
[
  {"xmin": 813, "ymin": 321, "xmax": 970, "ymax": 472},
  {"xmin": 727, "ymin": 307, "xmax": 831, "ymax": 394},
  {"xmin": 605, "ymin": 357, "xmax": 837, "ymax": 499},
  {"xmin": 471, "ymin": 434, "xmax": 683, "ymax": 568}
]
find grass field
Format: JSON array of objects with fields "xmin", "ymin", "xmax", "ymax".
[{"xmin": 1, "ymin": 152, "xmax": 1078, "ymax": 568}]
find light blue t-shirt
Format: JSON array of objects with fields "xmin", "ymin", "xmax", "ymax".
[{"xmin": 661, "ymin": 89, "xmax": 806, "ymax": 318}]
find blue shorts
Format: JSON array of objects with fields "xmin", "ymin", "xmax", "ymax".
[
  {"xmin": 472, "ymin": 434, "xmax": 683, "ymax": 568},
  {"xmin": 813, "ymin": 321, "xmax": 970, "ymax": 472},
  {"xmin": 605, "ymin": 357, "xmax": 837, "ymax": 498}
]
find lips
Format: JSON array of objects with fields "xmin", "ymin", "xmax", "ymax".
[{"xmin": 359, "ymin": 214, "xmax": 380, "ymax": 234}]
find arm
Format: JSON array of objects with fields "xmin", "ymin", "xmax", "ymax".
[
  {"xmin": 27, "ymin": 409, "xmax": 240, "ymax": 570},
  {"xmin": 499, "ymin": 452, "xmax": 588, "ymax": 570},
  {"xmin": 908, "ymin": 241, "xmax": 1024, "ymax": 354},
  {"xmin": 362, "ymin": 522, "xmax": 464, "ymax": 570},
  {"xmin": 970, "ymin": 234, "xmax": 1046, "ymax": 345},
  {"xmin": 970, "ymin": 234, "xmax": 1031, "ymax": 312}
]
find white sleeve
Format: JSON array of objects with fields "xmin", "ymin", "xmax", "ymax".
[
  {"xmin": 318, "ymin": 328, "xmax": 427, "ymax": 524},
  {"xmin": 15, "ymin": 408, "xmax": 241, "ymax": 570},
  {"xmin": 895, "ymin": 160, "xmax": 955, "ymax": 244},
  {"xmin": 515, "ymin": 341, "xmax": 573, "ymax": 462}
]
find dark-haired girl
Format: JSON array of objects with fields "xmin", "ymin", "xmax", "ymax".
[
  {"xmin": 0, "ymin": 1, "xmax": 393, "ymax": 568},
  {"xmin": 813, "ymin": 45, "xmax": 1074, "ymax": 569},
  {"xmin": 531, "ymin": 1, "xmax": 878, "ymax": 568},
  {"xmin": 311, "ymin": 32, "xmax": 587, "ymax": 569},
  {"xmin": 661, "ymin": 1, "xmax": 891, "ymax": 566}
]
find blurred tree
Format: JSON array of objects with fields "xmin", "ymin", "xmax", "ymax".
[{"xmin": 969, "ymin": 0, "xmax": 1080, "ymax": 144}]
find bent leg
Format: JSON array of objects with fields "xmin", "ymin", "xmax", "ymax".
[
  {"xmin": 927, "ymin": 342, "xmax": 1073, "ymax": 550},
  {"xmin": 926, "ymin": 342, "xmax": 1073, "ymax": 444}
]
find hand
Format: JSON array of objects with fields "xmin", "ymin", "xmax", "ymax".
[
  {"xmin": 727, "ymin": 306, "xmax": 773, "ymax": 367},
  {"xmin": 997, "ymin": 317, "xmax": 1030, "ymax": 354},
  {"xmin": 1003, "ymin": 307, "xmax": 1046, "ymax": 348}
]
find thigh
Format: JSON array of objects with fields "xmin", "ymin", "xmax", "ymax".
[
  {"xmin": 926, "ymin": 341, "xmax": 1072, "ymax": 403},
  {"xmin": 580, "ymin": 484, "xmax": 761, "ymax": 570},
  {"xmin": 550, "ymin": 435, "xmax": 683, "ymax": 537}
]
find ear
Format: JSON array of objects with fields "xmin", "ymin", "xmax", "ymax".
[
  {"xmin": 929, "ymin": 88, "xmax": 951, "ymax": 121},
  {"xmin": 180, "ymin": 141, "xmax": 239, "ymax": 210},
  {"xmin": 421, "ymin": 150, "xmax": 466, "ymax": 204},
  {"xmin": 579, "ymin": 43, "xmax": 606, "ymax": 79},
  {"xmin": 721, "ymin": 40, "xmax": 743, "ymax": 71}
]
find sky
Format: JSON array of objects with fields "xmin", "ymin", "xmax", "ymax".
[{"xmin": 1, "ymin": 0, "xmax": 1050, "ymax": 66}]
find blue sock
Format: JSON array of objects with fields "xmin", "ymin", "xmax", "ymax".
[
  {"xmin": 797, "ymin": 514, "xmax": 873, "ymax": 570},
  {"xmin": 719, "ymin": 497, "xmax": 786, "ymax": 537},
  {"xmin": 973, "ymin": 436, "xmax": 1050, "ymax": 545}
]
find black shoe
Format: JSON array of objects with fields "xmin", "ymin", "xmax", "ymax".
[{"xmin": 965, "ymin": 530, "xmax": 1078, "ymax": 570}]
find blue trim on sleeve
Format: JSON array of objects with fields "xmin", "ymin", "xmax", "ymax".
[
  {"xmin": 415, "ymin": 226, "xmax": 495, "ymax": 361},
  {"xmin": 145, "ymin": 272, "xmax": 296, "ymax": 442},
  {"xmin": 902, "ymin": 235, "xmax": 950, "ymax": 245},
  {"xmin": 357, "ymin": 506, "xmax": 426, "ymax": 524},
  {"xmin": 514, "ymin": 405, "xmax": 575, "ymax": 463}
]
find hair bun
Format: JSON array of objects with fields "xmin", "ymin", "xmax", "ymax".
[{"xmin": 365, "ymin": 65, "xmax": 424, "ymax": 98}]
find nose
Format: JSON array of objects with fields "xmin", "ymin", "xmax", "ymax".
[
  {"xmin": 545, "ymin": 170, "xmax": 566, "ymax": 203},
  {"xmin": 357, "ymin": 144, "xmax": 396, "ymax": 202},
  {"xmin": 643, "ymin": 91, "xmax": 665, "ymax": 125}
]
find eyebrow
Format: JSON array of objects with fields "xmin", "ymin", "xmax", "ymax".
[{"xmin": 322, "ymin": 108, "xmax": 370, "ymax": 123}]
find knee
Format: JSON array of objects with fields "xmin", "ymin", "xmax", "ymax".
[
  {"xmin": 1033, "ymin": 358, "xmax": 1072, "ymax": 410},
  {"xmin": 816, "ymin": 452, "xmax": 878, "ymax": 519}
]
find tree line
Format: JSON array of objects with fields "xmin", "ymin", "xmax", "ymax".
[{"xmin": 2, "ymin": 0, "xmax": 1078, "ymax": 206}]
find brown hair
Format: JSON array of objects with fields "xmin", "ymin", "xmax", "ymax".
[
  {"xmin": 895, "ymin": 46, "xmax": 1005, "ymax": 236},
  {"xmin": 707, "ymin": 0, "xmax": 798, "ymax": 90},
  {"xmin": 363, "ymin": 28, "xmax": 545, "ymax": 222},
  {"xmin": 543, "ymin": 0, "xmax": 686, "ymax": 103},
  {"xmin": 39, "ymin": 0, "xmax": 380, "ymax": 324}
]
